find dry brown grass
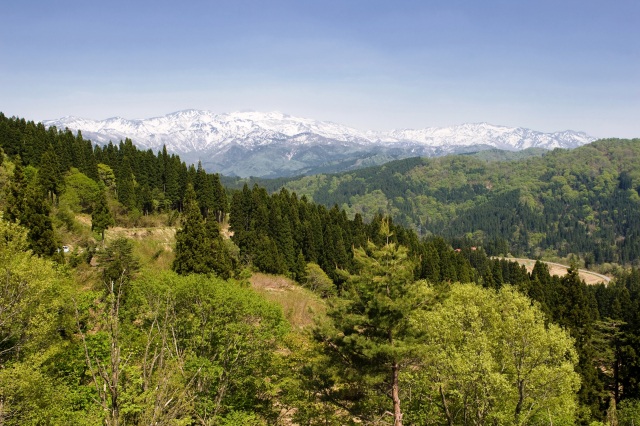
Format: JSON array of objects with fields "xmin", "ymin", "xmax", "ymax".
[
  {"xmin": 73, "ymin": 262, "xmax": 101, "ymax": 291},
  {"xmin": 104, "ymin": 226, "xmax": 176, "ymax": 271},
  {"xmin": 250, "ymin": 272, "xmax": 326, "ymax": 330},
  {"xmin": 220, "ymin": 220, "xmax": 234, "ymax": 239}
]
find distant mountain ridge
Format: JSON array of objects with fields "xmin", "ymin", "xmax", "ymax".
[{"xmin": 43, "ymin": 110, "xmax": 596, "ymax": 177}]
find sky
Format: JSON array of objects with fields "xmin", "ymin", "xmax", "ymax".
[{"xmin": 1, "ymin": 0, "xmax": 639, "ymax": 138}]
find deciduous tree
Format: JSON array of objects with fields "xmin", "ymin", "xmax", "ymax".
[{"xmin": 411, "ymin": 283, "xmax": 580, "ymax": 425}]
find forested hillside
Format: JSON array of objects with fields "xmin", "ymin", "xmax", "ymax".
[
  {"xmin": 1, "ymin": 112, "xmax": 639, "ymax": 424},
  {"xmin": 254, "ymin": 140, "xmax": 640, "ymax": 267}
]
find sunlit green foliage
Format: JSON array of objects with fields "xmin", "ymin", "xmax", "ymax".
[
  {"xmin": 60, "ymin": 168, "xmax": 101, "ymax": 213},
  {"xmin": 0, "ymin": 216, "xmax": 78, "ymax": 423},
  {"xmin": 409, "ymin": 283, "xmax": 580, "ymax": 425}
]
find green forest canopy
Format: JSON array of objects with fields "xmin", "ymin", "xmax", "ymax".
[{"xmin": 259, "ymin": 139, "xmax": 640, "ymax": 266}]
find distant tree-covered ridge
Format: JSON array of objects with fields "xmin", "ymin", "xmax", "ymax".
[{"xmin": 251, "ymin": 138, "xmax": 640, "ymax": 266}]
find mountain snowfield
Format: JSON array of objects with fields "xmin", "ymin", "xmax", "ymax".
[{"xmin": 44, "ymin": 110, "xmax": 596, "ymax": 177}]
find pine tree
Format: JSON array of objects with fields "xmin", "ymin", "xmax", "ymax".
[
  {"xmin": 210, "ymin": 173, "xmax": 227, "ymax": 223},
  {"xmin": 554, "ymin": 267, "xmax": 605, "ymax": 421},
  {"xmin": 22, "ymin": 183, "xmax": 57, "ymax": 257},
  {"xmin": 253, "ymin": 235, "xmax": 286, "ymax": 275},
  {"xmin": 419, "ymin": 242, "xmax": 441, "ymax": 282},
  {"xmin": 96, "ymin": 237, "xmax": 139, "ymax": 286},
  {"xmin": 4, "ymin": 160, "xmax": 57, "ymax": 257},
  {"xmin": 37, "ymin": 144, "xmax": 62, "ymax": 204},
  {"xmin": 172, "ymin": 184, "xmax": 209, "ymax": 275},
  {"xmin": 316, "ymin": 221, "xmax": 433, "ymax": 426},
  {"xmin": 138, "ymin": 185, "xmax": 153, "ymax": 215},
  {"xmin": 194, "ymin": 161, "xmax": 214, "ymax": 218},
  {"xmin": 116, "ymin": 156, "xmax": 136, "ymax": 210},
  {"xmin": 204, "ymin": 216, "xmax": 233, "ymax": 279},
  {"xmin": 4, "ymin": 160, "xmax": 27, "ymax": 223},
  {"xmin": 269, "ymin": 200, "xmax": 295, "ymax": 272},
  {"xmin": 229, "ymin": 184, "xmax": 255, "ymax": 251},
  {"xmin": 92, "ymin": 190, "xmax": 114, "ymax": 241}
]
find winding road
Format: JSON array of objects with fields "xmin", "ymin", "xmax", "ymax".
[{"xmin": 497, "ymin": 257, "xmax": 611, "ymax": 285}]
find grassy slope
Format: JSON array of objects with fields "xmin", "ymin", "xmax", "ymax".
[
  {"xmin": 120, "ymin": 224, "xmax": 328, "ymax": 330},
  {"xmin": 250, "ymin": 272, "xmax": 326, "ymax": 330}
]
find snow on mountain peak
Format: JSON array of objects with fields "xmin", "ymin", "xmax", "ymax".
[{"xmin": 43, "ymin": 110, "xmax": 595, "ymax": 156}]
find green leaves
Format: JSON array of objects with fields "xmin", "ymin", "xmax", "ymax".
[
  {"xmin": 134, "ymin": 272, "xmax": 288, "ymax": 423},
  {"xmin": 0, "ymin": 216, "xmax": 72, "ymax": 362},
  {"xmin": 0, "ymin": 217, "xmax": 79, "ymax": 423},
  {"xmin": 411, "ymin": 283, "xmax": 580, "ymax": 425},
  {"xmin": 60, "ymin": 168, "xmax": 101, "ymax": 214}
]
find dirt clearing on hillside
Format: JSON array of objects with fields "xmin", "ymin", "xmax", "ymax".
[
  {"xmin": 502, "ymin": 258, "xmax": 611, "ymax": 285},
  {"xmin": 105, "ymin": 226, "xmax": 176, "ymax": 248},
  {"xmin": 250, "ymin": 273, "xmax": 325, "ymax": 329}
]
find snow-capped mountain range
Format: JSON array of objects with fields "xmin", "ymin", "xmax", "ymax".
[{"xmin": 44, "ymin": 110, "xmax": 596, "ymax": 178}]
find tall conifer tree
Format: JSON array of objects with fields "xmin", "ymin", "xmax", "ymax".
[
  {"xmin": 22, "ymin": 183, "xmax": 57, "ymax": 257},
  {"xmin": 317, "ymin": 221, "xmax": 433, "ymax": 426},
  {"xmin": 92, "ymin": 190, "xmax": 114, "ymax": 241},
  {"xmin": 204, "ymin": 215, "xmax": 233, "ymax": 279},
  {"xmin": 37, "ymin": 144, "xmax": 62, "ymax": 204},
  {"xmin": 172, "ymin": 184, "xmax": 208, "ymax": 275},
  {"xmin": 194, "ymin": 161, "xmax": 214, "ymax": 218}
]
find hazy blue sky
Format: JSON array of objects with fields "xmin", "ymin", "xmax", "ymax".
[{"xmin": 1, "ymin": 0, "xmax": 638, "ymax": 137}]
